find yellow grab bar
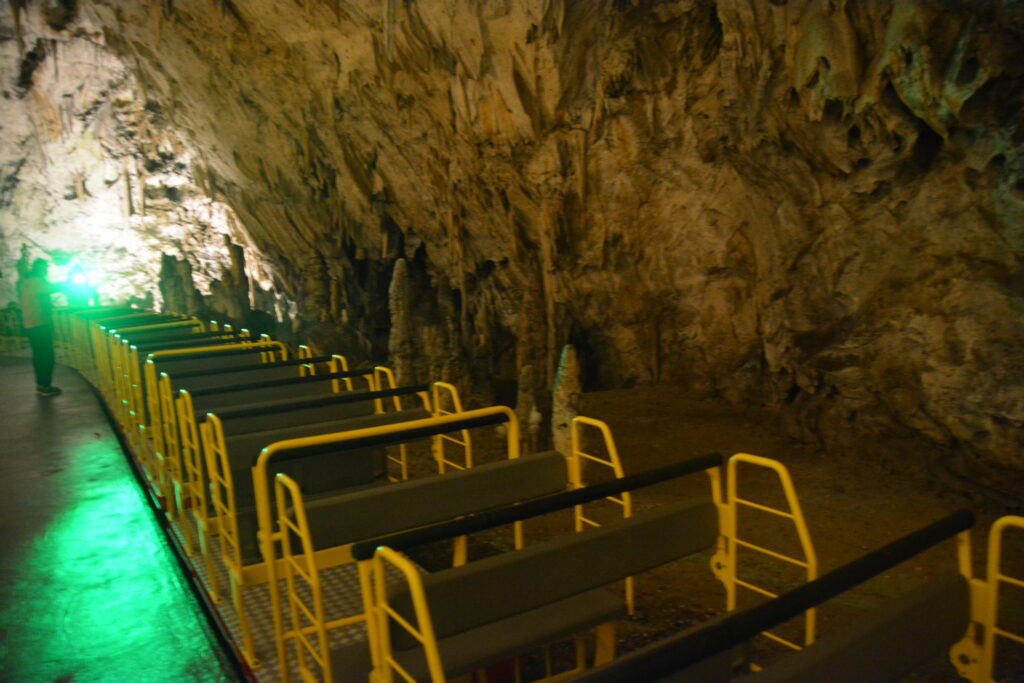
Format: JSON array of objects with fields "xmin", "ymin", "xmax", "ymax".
[{"xmin": 713, "ymin": 453, "xmax": 818, "ymax": 654}]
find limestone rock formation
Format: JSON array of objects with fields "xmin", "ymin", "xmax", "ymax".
[
  {"xmin": 0, "ymin": 2, "xmax": 283, "ymax": 320},
  {"xmin": 1, "ymin": 1, "xmax": 1022, "ymax": 497}
]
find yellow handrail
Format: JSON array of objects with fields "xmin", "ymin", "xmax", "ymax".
[
  {"xmin": 712, "ymin": 453, "xmax": 818, "ymax": 656},
  {"xmin": 570, "ymin": 416, "xmax": 634, "ymax": 612},
  {"xmin": 275, "ymin": 474, "xmax": 334, "ymax": 683},
  {"xmin": 952, "ymin": 515, "xmax": 1024, "ymax": 682},
  {"xmin": 254, "ymin": 405, "xmax": 519, "ymax": 679},
  {"xmin": 430, "ymin": 382, "xmax": 473, "ymax": 472},
  {"xmin": 131, "ymin": 340, "xmax": 287, "ymax": 512},
  {"xmin": 372, "ymin": 546, "xmax": 447, "ymax": 683}
]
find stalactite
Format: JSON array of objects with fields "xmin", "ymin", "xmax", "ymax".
[{"xmin": 122, "ymin": 157, "xmax": 133, "ymax": 219}]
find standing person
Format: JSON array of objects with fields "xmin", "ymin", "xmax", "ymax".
[{"xmin": 19, "ymin": 258, "xmax": 61, "ymax": 396}]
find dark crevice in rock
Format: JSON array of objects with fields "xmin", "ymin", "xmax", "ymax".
[
  {"xmin": 957, "ymin": 56, "xmax": 980, "ymax": 86},
  {"xmin": 846, "ymin": 124, "xmax": 860, "ymax": 146},
  {"xmin": 701, "ymin": 2, "xmax": 723, "ymax": 66},
  {"xmin": 792, "ymin": 317, "xmax": 856, "ymax": 358},
  {"xmin": 15, "ymin": 39, "xmax": 45, "ymax": 94},
  {"xmin": 961, "ymin": 75, "xmax": 1024, "ymax": 129},
  {"xmin": 910, "ymin": 121, "xmax": 944, "ymax": 173},
  {"xmin": 822, "ymin": 98, "xmax": 844, "ymax": 122},
  {"xmin": 43, "ymin": 0, "xmax": 79, "ymax": 32},
  {"xmin": 217, "ymin": 0, "xmax": 247, "ymax": 33}
]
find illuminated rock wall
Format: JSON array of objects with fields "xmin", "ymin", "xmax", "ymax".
[
  {"xmin": 0, "ymin": 2, "xmax": 280, "ymax": 318},
  {"xmin": 4, "ymin": 1, "xmax": 1023, "ymax": 496}
]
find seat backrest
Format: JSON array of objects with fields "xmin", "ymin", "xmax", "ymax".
[
  {"xmin": 223, "ymin": 408, "xmax": 429, "ymax": 469},
  {"xmin": 152, "ymin": 349, "xmax": 270, "ymax": 374},
  {"xmin": 173, "ymin": 364, "xmax": 302, "ymax": 391},
  {"xmin": 389, "ymin": 497, "xmax": 718, "ymax": 648},
  {"xmin": 211, "ymin": 395, "xmax": 375, "ymax": 435},
  {"xmin": 303, "ymin": 450, "xmax": 568, "ymax": 549}
]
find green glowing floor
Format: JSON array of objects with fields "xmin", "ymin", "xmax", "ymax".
[{"xmin": 0, "ymin": 355, "xmax": 241, "ymax": 682}]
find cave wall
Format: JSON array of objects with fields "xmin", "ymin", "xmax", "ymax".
[{"xmin": 5, "ymin": 1, "xmax": 1023, "ymax": 496}]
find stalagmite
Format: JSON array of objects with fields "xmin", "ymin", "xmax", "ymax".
[
  {"xmin": 552, "ymin": 344, "xmax": 581, "ymax": 458},
  {"xmin": 516, "ymin": 363, "xmax": 541, "ymax": 456},
  {"xmin": 388, "ymin": 257, "xmax": 414, "ymax": 385}
]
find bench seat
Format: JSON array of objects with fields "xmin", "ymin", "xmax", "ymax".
[
  {"xmin": 224, "ymin": 408, "xmax": 432, "ymax": 471},
  {"xmin": 331, "ymin": 588, "xmax": 626, "ymax": 681},
  {"xmin": 193, "ymin": 381, "xmax": 347, "ymax": 412},
  {"xmin": 151, "ymin": 348, "xmax": 285, "ymax": 374},
  {"xmin": 300, "ymin": 450, "xmax": 568, "ymax": 551},
  {"xmin": 745, "ymin": 572, "xmax": 969, "ymax": 683},
  {"xmin": 200, "ymin": 393, "xmax": 376, "ymax": 434},
  {"xmin": 170, "ymin": 364, "xmax": 310, "ymax": 391},
  {"xmin": 366, "ymin": 498, "xmax": 718, "ymax": 681},
  {"xmin": 222, "ymin": 409, "xmax": 433, "ymax": 512}
]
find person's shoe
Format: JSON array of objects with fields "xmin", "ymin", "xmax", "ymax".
[{"xmin": 36, "ymin": 385, "xmax": 62, "ymax": 396}]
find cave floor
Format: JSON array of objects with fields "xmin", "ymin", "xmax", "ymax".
[{"xmin": 0, "ymin": 354, "xmax": 240, "ymax": 682}]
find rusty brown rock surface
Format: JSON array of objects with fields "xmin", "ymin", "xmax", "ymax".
[{"xmin": 3, "ymin": 1, "xmax": 1022, "ymax": 496}]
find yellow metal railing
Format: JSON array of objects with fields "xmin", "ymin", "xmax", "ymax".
[
  {"xmin": 372, "ymin": 546, "xmax": 447, "ymax": 683},
  {"xmin": 712, "ymin": 453, "xmax": 817, "ymax": 656},
  {"xmin": 327, "ymin": 353, "xmax": 349, "ymax": 389},
  {"xmin": 173, "ymin": 383, "xmax": 203, "ymax": 558},
  {"xmin": 0, "ymin": 307, "xmax": 24, "ymax": 353},
  {"xmin": 570, "ymin": 416, "xmax": 634, "ymax": 613},
  {"xmin": 201, "ymin": 410, "xmax": 253, "ymax": 660},
  {"xmin": 138, "ymin": 339, "xmax": 286, "ymax": 506},
  {"xmin": 269, "ymin": 403, "xmax": 527, "ymax": 682},
  {"xmin": 202, "ymin": 388, "xmax": 494, "ymax": 669},
  {"xmin": 373, "ymin": 365, "xmax": 431, "ymax": 482},
  {"xmin": 146, "ymin": 336, "xmax": 286, "ymax": 446},
  {"xmin": 275, "ymin": 474, "xmax": 338, "ymax": 683},
  {"xmin": 952, "ymin": 515, "xmax": 1024, "ymax": 682},
  {"xmin": 254, "ymin": 405, "xmax": 517, "ymax": 677},
  {"xmin": 94, "ymin": 313, "xmax": 180, "ymax": 412},
  {"xmin": 170, "ymin": 346, "xmax": 316, "ymax": 561},
  {"xmin": 142, "ymin": 337, "xmax": 274, "ymax": 456},
  {"xmin": 105, "ymin": 317, "xmax": 204, "ymax": 432},
  {"xmin": 430, "ymin": 381, "xmax": 472, "ymax": 473}
]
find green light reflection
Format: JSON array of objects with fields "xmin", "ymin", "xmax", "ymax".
[{"xmin": 0, "ymin": 439, "xmax": 236, "ymax": 682}]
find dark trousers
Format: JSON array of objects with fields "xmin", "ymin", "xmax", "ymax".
[{"xmin": 25, "ymin": 324, "xmax": 55, "ymax": 387}]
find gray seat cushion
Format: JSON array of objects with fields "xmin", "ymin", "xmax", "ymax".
[
  {"xmin": 746, "ymin": 571, "xmax": 970, "ymax": 683},
  {"xmin": 389, "ymin": 498, "xmax": 718, "ymax": 650},
  {"xmin": 212, "ymin": 397, "xmax": 375, "ymax": 436},
  {"xmin": 330, "ymin": 588, "xmax": 625, "ymax": 681},
  {"xmin": 224, "ymin": 408, "xmax": 431, "ymax": 470},
  {"xmin": 172, "ymin": 364, "xmax": 309, "ymax": 391},
  {"xmin": 302, "ymin": 450, "xmax": 568, "ymax": 549}
]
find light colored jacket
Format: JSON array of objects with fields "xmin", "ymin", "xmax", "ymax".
[{"xmin": 19, "ymin": 276, "xmax": 54, "ymax": 329}]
